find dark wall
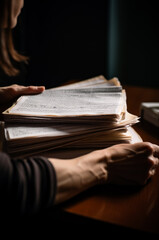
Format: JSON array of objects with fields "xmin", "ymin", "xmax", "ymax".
[
  {"xmin": 6, "ymin": 0, "xmax": 159, "ymax": 88},
  {"xmin": 15, "ymin": 0, "xmax": 109, "ymax": 88},
  {"xmin": 107, "ymin": 0, "xmax": 159, "ymax": 87}
]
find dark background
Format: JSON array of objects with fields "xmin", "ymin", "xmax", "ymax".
[
  {"xmin": 13, "ymin": 0, "xmax": 108, "ymax": 88},
  {"xmin": 107, "ymin": 0, "xmax": 159, "ymax": 88},
  {"xmin": 10, "ymin": 0, "xmax": 159, "ymax": 88}
]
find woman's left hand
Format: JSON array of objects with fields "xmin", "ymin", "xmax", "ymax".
[{"xmin": 0, "ymin": 84, "xmax": 45, "ymax": 113}]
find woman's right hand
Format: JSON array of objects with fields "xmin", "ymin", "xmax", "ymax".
[
  {"xmin": 49, "ymin": 142, "xmax": 159, "ymax": 204},
  {"xmin": 103, "ymin": 142, "xmax": 159, "ymax": 186}
]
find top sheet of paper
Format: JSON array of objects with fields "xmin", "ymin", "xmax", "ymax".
[{"xmin": 4, "ymin": 76, "xmax": 124, "ymax": 118}]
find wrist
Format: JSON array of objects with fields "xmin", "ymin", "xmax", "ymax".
[
  {"xmin": 75, "ymin": 150, "xmax": 108, "ymax": 186},
  {"xmin": 48, "ymin": 150, "xmax": 108, "ymax": 204}
]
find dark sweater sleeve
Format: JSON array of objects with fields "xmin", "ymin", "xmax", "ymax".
[{"xmin": 0, "ymin": 152, "xmax": 57, "ymax": 217}]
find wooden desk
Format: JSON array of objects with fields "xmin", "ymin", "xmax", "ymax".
[{"xmin": 53, "ymin": 85, "xmax": 159, "ymax": 234}]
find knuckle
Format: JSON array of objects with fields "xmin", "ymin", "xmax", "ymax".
[
  {"xmin": 11, "ymin": 84, "xmax": 18, "ymax": 87},
  {"xmin": 10, "ymin": 84, "xmax": 18, "ymax": 90},
  {"xmin": 8, "ymin": 87, "xmax": 17, "ymax": 95},
  {"xmin": 147, "ymin": 156, "xmax": 156, "ymax": 168},
  {"xmin": 143, "ymin": 142, "xmax": 154, "ymax": 153},
  {"xmin": 8, "ymin": 84, "xmax": 23, "ymax": 95}
]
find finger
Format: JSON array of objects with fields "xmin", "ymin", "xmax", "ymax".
[
  {"xmin": 153, "ymin": 144, "xmax": 159, "ymax": 158},
  {"xmin": 147, "ymin": 155, "xmax": 159, "ymax": 176},
  {"xmin": 16, "ymin": 86, "xmax": 45, "ymax": 96},
  {"xmin": 149, "ymin": 168, "xmax": 156, "ymax": 177},
  {"xmin": 132, "ymin": 142, "xmax": 153, "ymax": 154}
]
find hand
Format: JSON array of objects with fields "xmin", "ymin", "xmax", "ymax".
[
  {"xmin": 0, "ymin": 84, "xmax": 45, "ymax": 113},
  {"xmin": 105, "ymin": 142, "xmax": 159, "ymax": 185},
  {"xmin": 50, "ymin": 142, "xmax": 159, "ymax": 204}
]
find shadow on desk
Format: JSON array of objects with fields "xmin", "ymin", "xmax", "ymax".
[
  {"xmin": 16, "ymin": 184, "xmax": 157, "ymax": 237},
  {"xmin": 7, "ymin": 206, "xmax": 157, "ymax": 238}
]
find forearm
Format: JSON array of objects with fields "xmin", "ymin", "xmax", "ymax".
[
  {"xmin": 48, "ymin": 150, "xmax": 108, "ymax": 205},
  {"xmin": 49, "ymin": 142, "xmax": 159, "ymax": 205}
]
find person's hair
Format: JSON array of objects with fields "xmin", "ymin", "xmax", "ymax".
[{"xmin": 0, "ymin": 0, "xmax": 28, "ymax": 76}]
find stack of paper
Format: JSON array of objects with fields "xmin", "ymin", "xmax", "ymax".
[
  {"xmin": 3, "ymin": 75, "xmax": 141, "ymax": 157},
  {"xmin": 140, "ymin": 102, "xmax": 159, "ymax": 127}
]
